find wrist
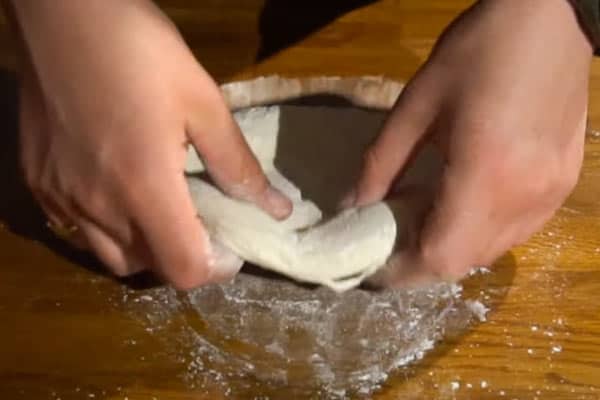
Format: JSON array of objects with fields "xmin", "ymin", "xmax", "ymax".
[{"xmin": 477, "ymin": 0, "xmax": 593, "ymax": 59}]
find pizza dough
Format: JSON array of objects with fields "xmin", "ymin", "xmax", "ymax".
[{"xmin": 185, "ymin": 105, "xmax": 441, "ymax": 291}]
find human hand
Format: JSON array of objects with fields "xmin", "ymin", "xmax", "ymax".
[
  {"xmin": 12, "ymin": 0, "xmax": 291, "ymax": 288},
  {"xmin": 348, "ymin": 0, "xmax": 593, "ymax": 286}
]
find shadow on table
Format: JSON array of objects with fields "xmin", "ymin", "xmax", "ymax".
[
  {"xmin": 257, "ymin": 0, "xmax": 377, "ymax": 61},
  {"xmin": 175, "ymin": 0, "xmax": 383, "ymax": 80},
  {"xmin": 0, "ymin": 72, "xmax": 54, "ymax": 241}
]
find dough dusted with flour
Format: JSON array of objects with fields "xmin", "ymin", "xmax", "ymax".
[{"xmin": 185, "ymin": 106, "xmax": 441, "ymax": 291}]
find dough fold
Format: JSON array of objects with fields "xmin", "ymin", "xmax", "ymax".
[{"xmin": 185, "ymin": 106, "xmax": 433, "ymax": 291}]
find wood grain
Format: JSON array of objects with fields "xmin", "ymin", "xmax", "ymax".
[{"xmin": 1, "ymin": 1, "xmax": 600, "ymax": 399}]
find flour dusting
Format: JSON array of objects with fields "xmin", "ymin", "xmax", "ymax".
[{"xmin": 120, "ymin": 269, "xmax": 491, "ymax": 398}]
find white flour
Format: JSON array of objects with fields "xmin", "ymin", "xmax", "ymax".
[{"xmin": 121, "ymin": 269, "xmax": 491, "ymax": 398}]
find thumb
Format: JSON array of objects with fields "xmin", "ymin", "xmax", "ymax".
[
  {"xmin": 348, "ymin": 78, "xmax": 438, "ymax": 208},
  {"xmin": 186, "ymin": 90, "xmax": 292, "ymax": 220}
]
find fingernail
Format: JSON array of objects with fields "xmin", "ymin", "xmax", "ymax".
[
  {"xmin": 263, "ymin": 186, "xmax": 293, "ymax": 220},
  {"xmin": 339, "ymin": 188, "xmax": 357, "ymax": 210}
]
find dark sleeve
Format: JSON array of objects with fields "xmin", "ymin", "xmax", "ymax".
[{"xmin": 571, "ymin": 0, "xmax": 600, "ymax": 49}]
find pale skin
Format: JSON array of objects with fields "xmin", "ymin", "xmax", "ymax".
[
  {"xmin": 351, "ymin": 0, "xmax": 592, "ymax": 286},
  {"xmin": 6, "ymin": 0, "xmax": 594, "ymax": 289}
]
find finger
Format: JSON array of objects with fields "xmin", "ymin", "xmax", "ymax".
[
  {"xmin": 365, "ymin": 186, "xmax": 436, "ymax": 288},
  {"xmin": 350, "ymin": 77, "xmax": 438, "ymax": 208},
  {"xmin": 128, "ymin": 171, "xmax": 219, "ymax": 290},
  {"xmin": 38, "ymin": 189, "xmax": 145, "ymax": 276},
  {"xmin": 38, "ymin": 189, "xmax": 143, "ymax": 275},
  {"xmin": 77, "ymin": 218, "xmax": 144, "ymax": 277},
  {"xmin": 35, "ymin": 192, "xmax": 88, "ymax": 249},
  {"xmin": 405, "ymin": 166, "xmax": 501, "ymax": 283},
  {"xmin": 185, "ymin": 91, "xmax": 291, "ymax": 220},
  {"xmin": 60, "ymin": 194, "xmax": 148, "ymax": 276}
]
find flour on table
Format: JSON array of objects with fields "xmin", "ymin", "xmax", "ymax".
[{"xmin": 185, "ymin": 105, "xmax": 442, "ymax": 291}]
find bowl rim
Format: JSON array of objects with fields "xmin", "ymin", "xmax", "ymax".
[{"xmin": 220, "ymin": 75, "xmax": 404, "ymax": 111}]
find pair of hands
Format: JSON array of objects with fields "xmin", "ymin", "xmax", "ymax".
[{"xmin": 11, "ymin": 0, "xmax": 592, "ymax": 289}]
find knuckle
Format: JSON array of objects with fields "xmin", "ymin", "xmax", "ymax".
[
  {"xmin": 68, "ymin": 180, "xmax": 111, "ymax": 220},
  {"xmin": 526, "ymin": 160, "xmax": 579, "ymax": 202},
  {"xmin": 227, "ymin": 169, "xmax": 269, "ymax": 201},
  {"xmin": 479, "ymin": 144, "xmax": 577, "ymax": 201}
]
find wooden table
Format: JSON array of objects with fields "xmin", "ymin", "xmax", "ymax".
[{"xmin": 1, "ymin": 1, "xmax": 600, "ymax": 399}]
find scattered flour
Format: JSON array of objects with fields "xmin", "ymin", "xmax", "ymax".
[
  {"xmin": 465, "ymin": 300, "xmax": 490, "ymax": 322},
  {"xmin": 551, "ymin": 345, "xmax": 562, "ymax": 354},
  {"xmin": 119, "ymin": 271, "xmax": 494, "ymax": 398}
]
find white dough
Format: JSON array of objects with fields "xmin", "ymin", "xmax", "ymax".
[{"xmin": 184, "ymin": 106, "xmax": 441, "ymax": 291}]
